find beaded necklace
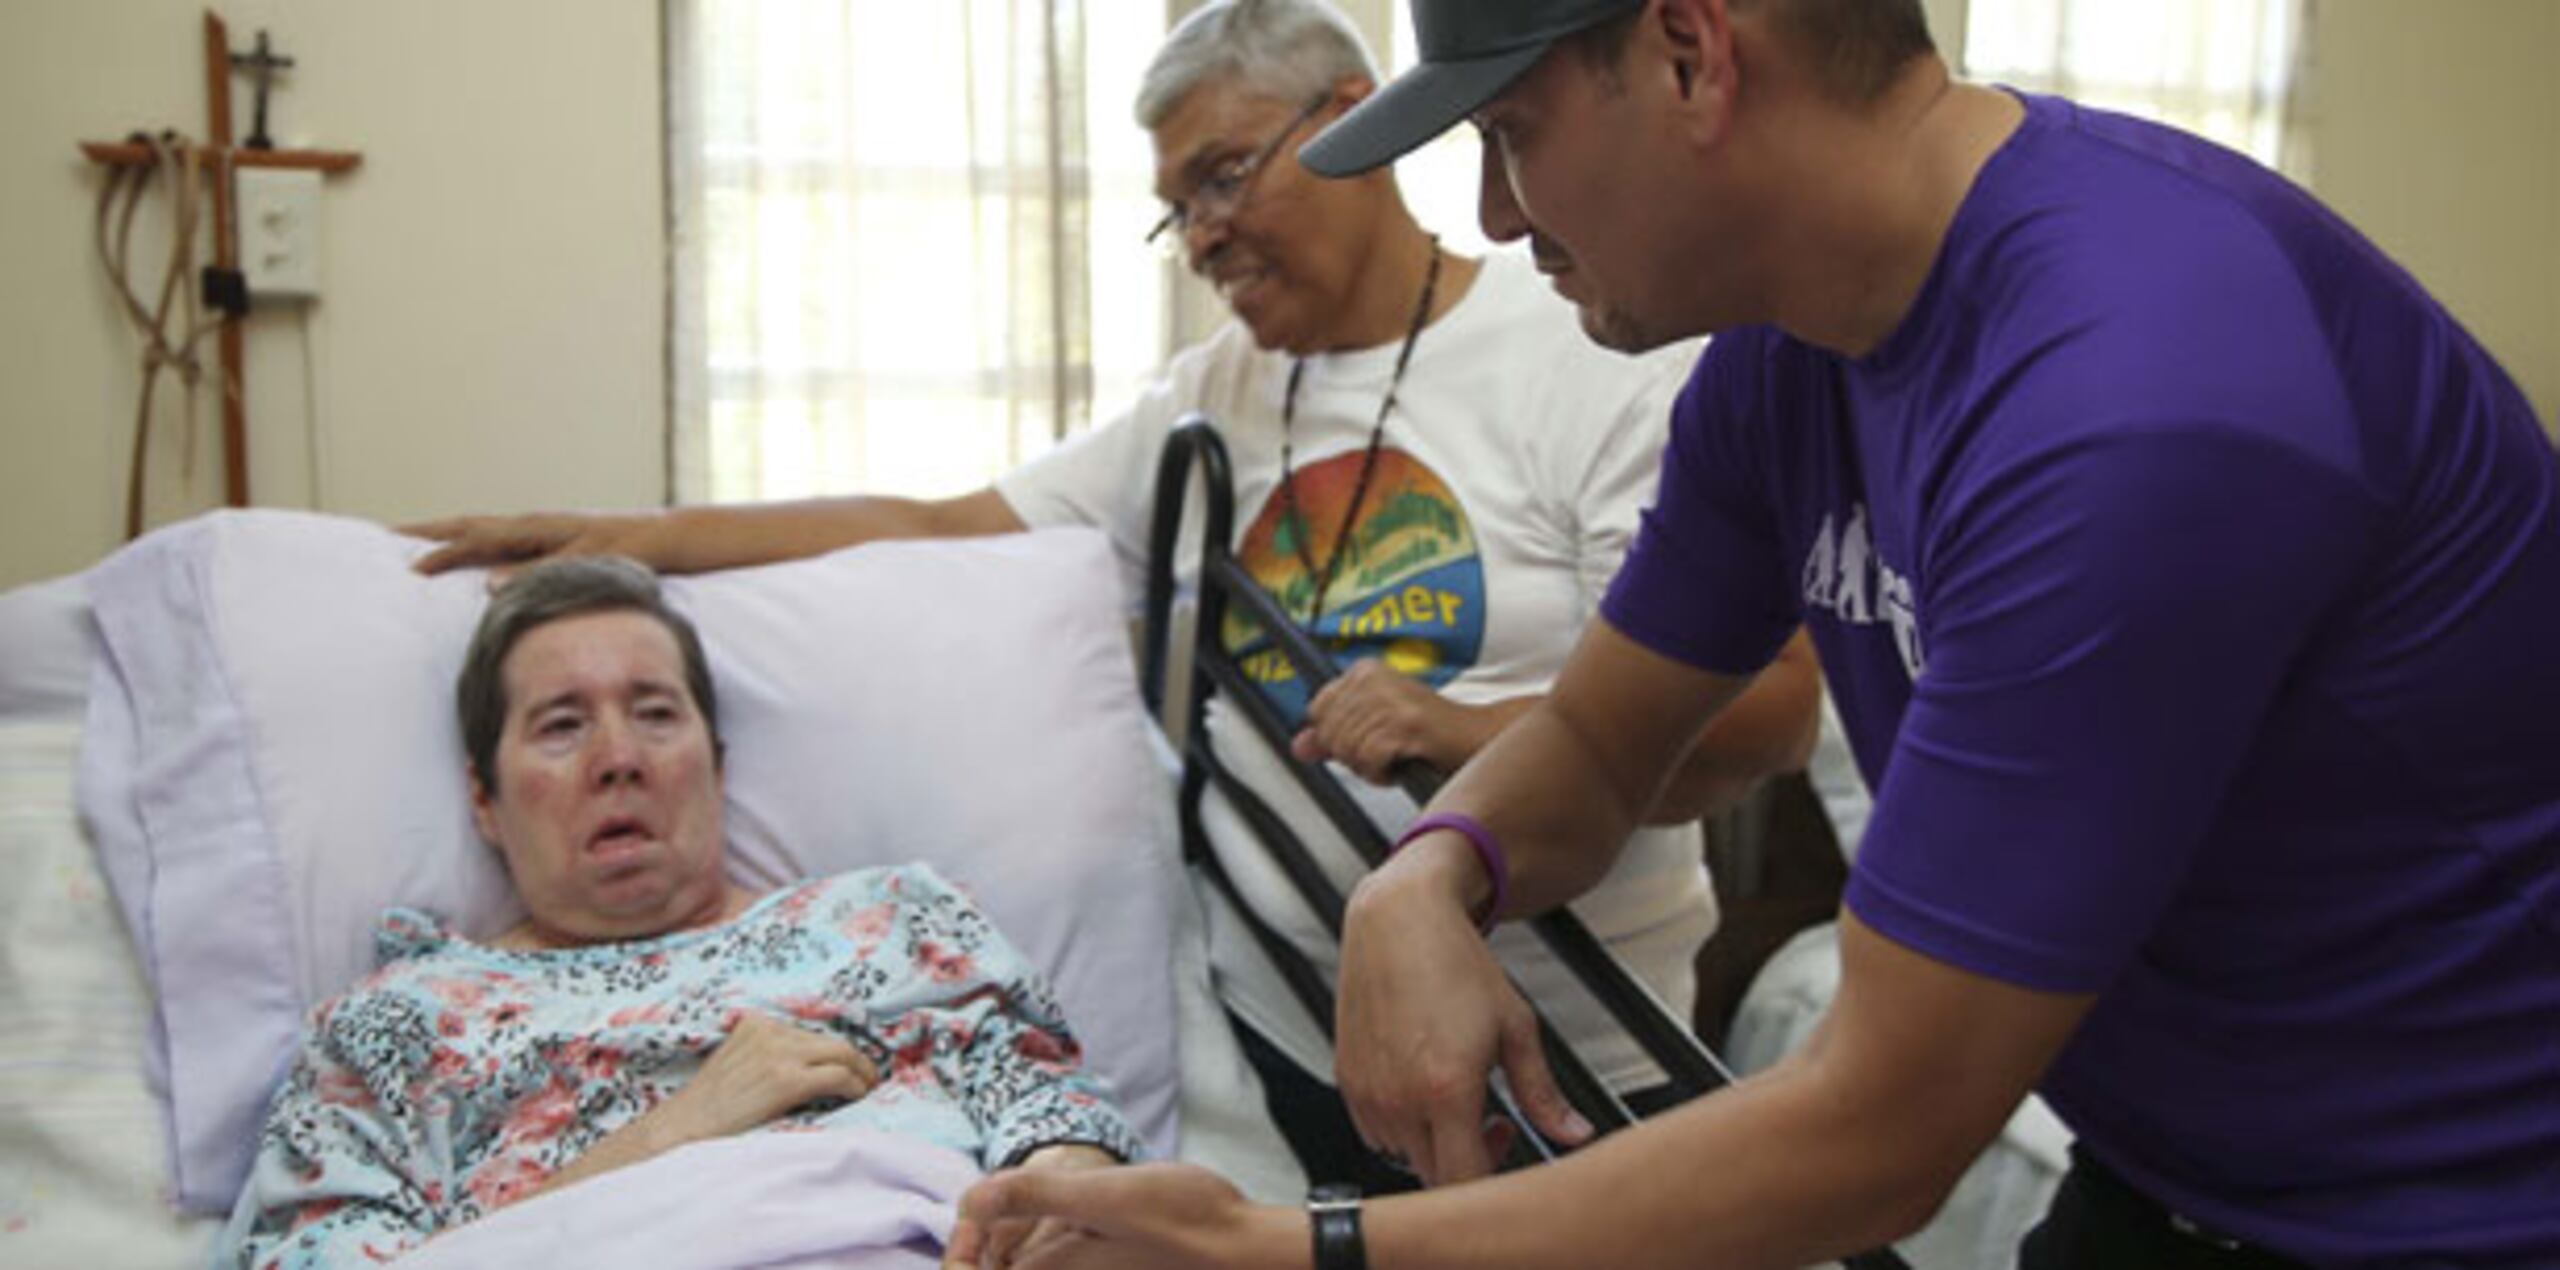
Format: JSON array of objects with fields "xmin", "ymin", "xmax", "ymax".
[{"xmin": 1275, "ymin": 238, "xmax": 1444, "ymax": 630}]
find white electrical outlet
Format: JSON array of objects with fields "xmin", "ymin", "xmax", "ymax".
[{"xmin": 236, "ymin": 168, "xmax": 323, "ymax": 301}]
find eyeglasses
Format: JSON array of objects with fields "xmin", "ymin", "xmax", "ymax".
[{"xmin": 1146, "ymin": 94, "xmax": 1332, "ymax": 254}]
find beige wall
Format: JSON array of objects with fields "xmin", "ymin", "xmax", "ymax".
[
  {"xmin": 2304, "ymin": 0, "xmax": 2559, "ymax": 435},
  {"xmin": 1928, "ymin": 0, "xmax": 2554, "ymax": 432},
  {"xmin": 5, "ymin": 1, "xmax": 2548, "ymax": 590},
  {"xmin": 1920, "ymin": 0, "xmax": 1970, "ymax": 63},
  {"xmin": 0, "ymin": 0, "xmax": 663, "ymax": 590}
]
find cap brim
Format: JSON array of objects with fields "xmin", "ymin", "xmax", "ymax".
[{"xmin": 1299, "ymin": 40, "xmax": 1552, "ymax": 178}]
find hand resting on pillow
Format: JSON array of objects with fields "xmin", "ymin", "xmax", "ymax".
[
  {"xmin": 218, "ymin": 557, "xmax": 1140, "ymax": 1270},
  {"xmin": 403, "ymin": 487, "xmax": 1024, "ymax": 581}
]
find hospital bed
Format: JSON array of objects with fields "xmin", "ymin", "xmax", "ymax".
[
  {"xmin": 0, "ymin": 428, "xmax": 1998, "ymax": 1267},
  {"xmin": 0, "ymin": 510, "xmax": 1300, "ymax": 1266}
]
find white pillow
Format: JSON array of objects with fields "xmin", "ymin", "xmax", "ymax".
[{"xmin": 81, "ymin": 510, "xmax": 1183, "ymax": 1213}]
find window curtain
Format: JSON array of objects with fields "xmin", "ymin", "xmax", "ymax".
[
  {"xmin": 1963, "ymin": 0, "xmax": 2313, "ymax": 175},
  {"xmin": 667, "ymin": 0, "xmax": 1163, "ymax": 505}
]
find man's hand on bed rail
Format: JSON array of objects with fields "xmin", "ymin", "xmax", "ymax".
[
  {"xmin": 1293, "ymin": 659, "xmax": 1535, "ymax": 784},
  {"xmin": 1336, "ymin": 841, "xmax": 1591, "ymax": 1187}
]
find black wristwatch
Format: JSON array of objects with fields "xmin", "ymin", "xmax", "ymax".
[{"xmin": 1308, "ymin": 1182, "xmax": 1367, "ymax": 1270}]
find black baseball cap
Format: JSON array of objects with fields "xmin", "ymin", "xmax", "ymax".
[{"xmin": 1299, "ymin": 0, "xmax": 1647, "ymax": 177}]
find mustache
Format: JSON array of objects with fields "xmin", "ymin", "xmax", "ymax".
[{"xmin": 1528, "ymin": 234, "xmax": 1571, "ymax": 271}]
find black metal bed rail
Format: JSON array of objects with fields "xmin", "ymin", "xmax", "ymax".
[
  {"xmin": 1141, "ymin": 415, "xmax": 1722, "ymax": 1102},
  {"xmin": 1140, "ymin": 415, "xmax": 1911, "ymax": 1270},
  {"xmin": 1141, "ymin": 412, "xmax": 1626, "ymax": 1153},
  {"xmin": 1188, "ymin": 634, "xmax": 1635, "ymax": 1153},
  {"xmin": 1202, "ymin": 524, "xmax": 1734, "ymax": 1098},
  {"xmin": 1184, "ymin": 729, "xmax": 1620, "ymax": 1162}
]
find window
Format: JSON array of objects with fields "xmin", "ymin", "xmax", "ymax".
[
  {"xmin": 1379, "ymin": 0, "xmax": 2308, "ymax": 247},
  {"xmin": 1964, "ymin": 0, "xmax": 2306, "ymax": 170},
  {"xmin": 1385, "ymin": 0, "xmax": 1495, "ymax": 256},
  {"xmin": 668, "ymin": 0, "xmax": 1173, "ymax": 504}
]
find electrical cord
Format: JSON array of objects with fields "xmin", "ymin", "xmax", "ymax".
[
  {"xmin": 297, "ymin": 303, "xmax": 326, "ymax": 511},
  {"xmin": 95, "ymin": 129, "xmax": 237, "ymax": 540}
]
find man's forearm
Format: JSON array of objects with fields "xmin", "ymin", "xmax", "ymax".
[
  {"xmin": 1410, "ymin": 701, "xmax": 1655, "ymax": 917},
  {"xmin": 1353, "ymin": 906, "xmax": 2093, "ymax": 1270},
  {"xmin": 649, "ymin": 500, "xmax": 898, "ymax": 572},
  {"xmin": 1396, "ymin": 621, "xmax": 1759, "ymax": 917},
  {"xmin": 1647, "ymin": 630, "xmax": 1823, "ymax": 824},
  {"xmin": 1362, "ymin": 1044, "xmax": 1946, "ymax": 1270},
  {"xmin": 651, "ymin": 489, "xmax": 1026, "ymax": 573}
]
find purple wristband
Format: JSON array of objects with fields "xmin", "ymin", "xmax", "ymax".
[{"xmin": 1391, "ymin": 813, "xmax": 1509, "ymax": 933}]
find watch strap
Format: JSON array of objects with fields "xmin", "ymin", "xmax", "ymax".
[{"xmin": 1308, "ymin": 1182, "xmax": 1367, "ymax": 1270}]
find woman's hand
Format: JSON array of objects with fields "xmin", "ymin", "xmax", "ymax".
[
  {"xmin": 510, "ymin": 1011, "xmax": 879, "ymax": 1209},
  {"xmin": 957, "ymin": 1142, "xmax": 1120, "ymax": 1268},
  {"xmin": 654, "ymin": 1011, "xmax": 882, "ymax": 1147},
  {"xmin": 403, "ymin": 510, "xmax": 673, "ymax": 578}
]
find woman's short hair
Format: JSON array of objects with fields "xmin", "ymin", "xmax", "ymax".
[
  {"xmin": 1135, "ymin": 0, "xmax": 1379, "ymax": 130},
  {"xmin": 456, "ymin": 555, "xmax": 723, "ymax": 793}
]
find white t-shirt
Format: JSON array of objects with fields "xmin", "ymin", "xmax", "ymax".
[{"xmin": 1002, "ymin": 251, "xmax": 1712, "ymax": 1091}]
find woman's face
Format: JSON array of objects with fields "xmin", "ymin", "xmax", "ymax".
[
  {"xmin": 469, "ymin": 610, "xmax": 732, "ymax": 948},
  {"xmin": 1150, "ymin": 81, "xmax": 1386, "ymax": 354}
]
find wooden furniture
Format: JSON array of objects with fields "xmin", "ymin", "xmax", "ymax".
[{"xmin": 1693, "ymin": 772, "xmax": 1851, "ymax": 1045}]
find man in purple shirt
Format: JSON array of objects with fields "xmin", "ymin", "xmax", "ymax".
[{"xmin": 942, "ymin": 2, "xmax": 2560, "ymax": 1267}]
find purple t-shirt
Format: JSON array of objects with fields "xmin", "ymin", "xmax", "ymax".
[{"xmin": 1605, "ymin": 93, "xmax": 2560, "ymax": 1264}]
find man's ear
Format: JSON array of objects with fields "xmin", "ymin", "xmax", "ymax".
[
  {"xmin": 1332, "ymin": 74, "xmax": 1376, "ymax": 110},
  {"xmin": 1656, "ymin": 0, "xmax": 1739, "ymax": 142}
]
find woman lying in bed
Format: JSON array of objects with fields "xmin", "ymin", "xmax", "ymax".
[{"xmin": 219, "ymin": 557, "xmax": 1141, "ymax": 1270}]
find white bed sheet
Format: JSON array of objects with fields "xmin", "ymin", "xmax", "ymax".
[
  {"xmin": 0, "ymin": 712, "xmax": 220, "ymax": 1265},
  {"xmin": 336, "ymin": 1129, "xmax": 969, "ymax": 1270}
]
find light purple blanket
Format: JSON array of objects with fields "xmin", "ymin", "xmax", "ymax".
[{"xmin": 395, "ymin": 1129, "xmax": 977, "ymax": 1270}]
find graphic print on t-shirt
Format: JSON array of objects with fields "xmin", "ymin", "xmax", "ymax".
[
  {"xmin": 1223, "ymin": 447, "xmax": 1486, "ymax": 720},
  {"xmin": 1801, "ymin": 502, "xmax": 1925, "ymax": 681}
]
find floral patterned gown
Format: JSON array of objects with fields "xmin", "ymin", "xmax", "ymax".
[{"xmin": 220, "ymin": 864, "xmax": 1144, "ymax": 1269}]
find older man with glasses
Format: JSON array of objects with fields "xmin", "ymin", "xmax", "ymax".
[
  {"xmin": 1143, "ymin": 91, "xmax": 1332, "ymax": 251},
  {"xmin": 409, "ymin": 0, "xmax": 1821, "ymax": 1199}
]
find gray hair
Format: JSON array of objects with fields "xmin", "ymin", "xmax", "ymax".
[
  {"xmin": 456, "ymin": 555, "xmax": 723, "ymax": 795},
  {"xmin": 1135, "ymin": 0, "xmax": 1380, "ymax": 130}
]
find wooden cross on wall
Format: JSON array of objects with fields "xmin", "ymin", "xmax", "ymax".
[
  {"xmin": 229, "ymin": 29, "xmax": 293, "ymax": 150},
  {"xmin": 78, "ymin": 10, "xmax": 361, "ymax": 513}
]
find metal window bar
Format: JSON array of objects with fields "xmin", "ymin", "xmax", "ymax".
[{"xmin": 1141, "ymin": 415, "xmax": 1910, "ymax": 1270}]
